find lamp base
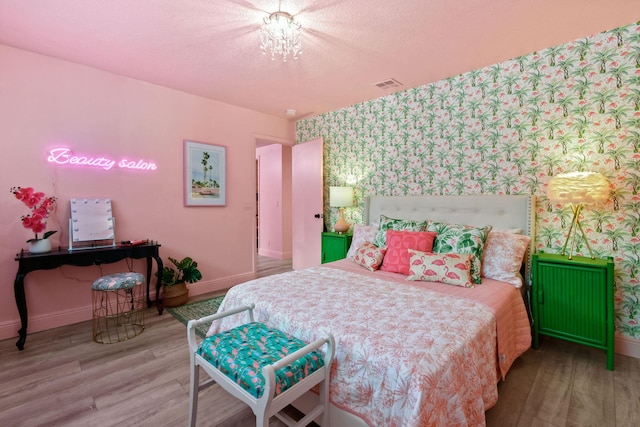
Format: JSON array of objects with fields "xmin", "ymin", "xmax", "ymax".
[
  {"xmin": 561, "ymin": 204, "xmax": 596, "ymax": 260},
  {"xmin": 333, "ymin": 208, "xmax": 350, "ymax": 233}
]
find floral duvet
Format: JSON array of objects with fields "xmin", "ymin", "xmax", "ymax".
[{"xmin": 207, "ymin": 261, "xmax": 531, "ymax": 427}]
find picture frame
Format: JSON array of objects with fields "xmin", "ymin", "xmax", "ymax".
[{"xmin": 184, "ymin": 140, "xmax": 226, "ymax": 206}]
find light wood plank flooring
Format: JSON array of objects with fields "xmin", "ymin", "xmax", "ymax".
[
  {"xmin": 256, "ymin": 255, "xmax": 293, "ymax": 278},
  {"xmin": 1, "ymin": 256, "xmax": 638, "ymax": 426}
]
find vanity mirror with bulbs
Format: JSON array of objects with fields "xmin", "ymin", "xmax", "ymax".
[{"xmin": 69, "ymin": 198, "xmax": 116, "ymax": 250}]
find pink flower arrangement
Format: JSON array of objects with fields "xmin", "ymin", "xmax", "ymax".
[{"xmin": 10, "ymin": 186, "xmax": 57, "ymax": 242}]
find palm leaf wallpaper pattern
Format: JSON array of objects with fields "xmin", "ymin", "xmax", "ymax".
[{"xmin": 297, "ymin": 21, "xmax": 640, "ymax": 339}]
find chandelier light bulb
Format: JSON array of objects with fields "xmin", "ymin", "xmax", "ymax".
[{"xmin": 260, "ymin": 10, "xmax": 302, "ymax": 62}]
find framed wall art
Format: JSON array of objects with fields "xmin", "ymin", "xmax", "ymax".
[{"xmin": 184, "ymin": 140, "xmax": 226, "ymax": 206}]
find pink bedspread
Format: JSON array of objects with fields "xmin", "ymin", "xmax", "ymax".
[
  {"xmin": 207, "ymin": 260, "xmax": 531, "ymax": 427},
  {"xmin": 332, "ymin": 259, "xmax": 532, "ymax": 380}
]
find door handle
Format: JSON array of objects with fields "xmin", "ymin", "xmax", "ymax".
[{"xmin": 314, "ymin": 213, "xmax": 324, "ymax": 218}]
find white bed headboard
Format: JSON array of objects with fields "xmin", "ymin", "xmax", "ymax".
[
  {"xmin": 365, "ymin": 194, "xmax": 536, "ymax": 285},
  {"xmin": 365, "ymin": 195, "xmax": 535, "ymax": 235}
]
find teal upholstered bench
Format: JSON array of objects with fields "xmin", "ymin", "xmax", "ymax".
[
  {"xmin": 187, "ymin": 304, "xmax": 335, "ymax": 427},
  {"xmin": 91, "ymin": 272, "xmax": 145, "ymax": 344}
]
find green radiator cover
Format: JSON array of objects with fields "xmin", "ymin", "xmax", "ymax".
[
  {"xmin": 532, "ymin": 252, "xmax": 615, "ymax": 370},
  {"xmin": 321, "ymin": 232, "xmax": 352, "ymax": 264}
]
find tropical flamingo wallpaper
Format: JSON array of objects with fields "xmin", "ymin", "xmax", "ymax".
[{"xmin": 296, "ymin": 21, "xmax": 640, "ymax": 340}]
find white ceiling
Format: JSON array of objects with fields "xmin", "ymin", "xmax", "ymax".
[{"xmin": 1, "ymin": 1, "xmax": 638, "ymax": 120}]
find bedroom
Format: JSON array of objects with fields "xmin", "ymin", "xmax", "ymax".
[{"xmin": 1, "ymin": 1, "xmax": 640, "ymax": 425}]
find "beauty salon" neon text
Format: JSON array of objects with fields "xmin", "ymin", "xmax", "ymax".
[{"xmin": 47, "ymin": 147, "xmax": 157, "ymax": 171}]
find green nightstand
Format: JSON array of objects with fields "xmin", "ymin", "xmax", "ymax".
[
  {"xmin": 321, "ymin": 232, "xmax": 353, "ymax": 264},
  {"xmin": 532, "ymin": 252, "xmax": 615, "ymax": 370}
]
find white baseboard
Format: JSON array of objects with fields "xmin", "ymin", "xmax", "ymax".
[
  {"xmin": 188, "ymin": 271, "xmax": 255, "ymax": 297},
  {"xmin": 616, "ymin": 334, "xmax": 640, "ymax": 359}
]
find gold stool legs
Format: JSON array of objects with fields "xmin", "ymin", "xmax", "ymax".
[{"xmin": 92, "ymin": 285, "xmax": 145, "ymax": 344}]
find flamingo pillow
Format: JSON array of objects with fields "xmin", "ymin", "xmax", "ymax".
[
  {"xmin": 352, "ymin": 241, "xmax": 387, "ymax": 271},
  {"xmin": 406, "ymin": 249, "xmax": 474, "ymax": 288}
]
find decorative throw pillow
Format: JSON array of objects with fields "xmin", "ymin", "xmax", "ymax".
[
  {"xmin": 372, "ymin": 215, "xmax": 427, "ymax": 248},
  {"xmin": 406, "ymin": 250, "xmax": 474, "ymax": 288},
  {"xmin": 352, "ymin": 241, "xmax": 387, "ymax": 271},
  {"xmin": 426, "ymin": 221, "xmax": 492, "ymax": 284},
  {"xmin": 482, "ymin": 231, "xmax": 531, "ymax": 288},
  {"xmin": 346, "ymin": 224, "xmax": 378, "ymax": 259},
  {"xmin": 380, "ymin": 230, "xmax": 438, "ymax": 275}
]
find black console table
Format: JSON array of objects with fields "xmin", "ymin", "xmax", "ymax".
[{"xmin": 14, "ymin": 242, "xmax": 164, "ymax": 350}]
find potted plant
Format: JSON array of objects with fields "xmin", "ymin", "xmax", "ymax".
[
  {"xmin": 157, "ymin": 256, "xmax": 202, "ymax": 307},
  {"xmin": 10, "ymin": 186, "xmax": 57, "ymax": 253}
]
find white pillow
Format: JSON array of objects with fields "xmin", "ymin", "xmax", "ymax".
[
  {"xmin": 346, "ymin": 224, "xmax": 378, "ymax": 259},
  {"xmin": 481, "ymin": 231, "xmax": 531, "ymax": 287}
]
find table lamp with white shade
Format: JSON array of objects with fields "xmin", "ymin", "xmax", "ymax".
[
  {"xmin": 329, "ymin": 186, "xmax": 354, "ymax": 233},
  {"xmin": 546, "ymin": 171, "xmax": 610, "ymax": 259}
]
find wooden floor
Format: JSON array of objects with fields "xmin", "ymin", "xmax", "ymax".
[
  {"xmin": 256, "ymin": 255, "xmax": 293, "ymax": 278},
  {"xmin": 485, "ymin": 337, "xmax": 640, "ymax": 427},
  {"xmin": 1, "ymin": 256, "xmax": 638, "ymax": 427}
]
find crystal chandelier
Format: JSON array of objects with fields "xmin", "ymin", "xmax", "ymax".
[{"xmin": 260, "ymin": 3, "xmax": 301, "ymax": 62}]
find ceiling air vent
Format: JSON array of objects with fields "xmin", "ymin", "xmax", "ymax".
[{"xmin": 373, "ymin": 78, "xmax": 403, "ymax": 90}]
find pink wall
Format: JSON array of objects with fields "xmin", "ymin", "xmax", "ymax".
[
  {"xmin": 256, "ymin": 144, "xmax": 292, "ymax": 259},
  {"xmin": 0, "ymin": 44, "xmax": 294, "ymax": 341}
]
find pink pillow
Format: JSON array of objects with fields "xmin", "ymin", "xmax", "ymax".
[
  {"xmin": 406, "ymin": 250, "xmax": 474, "ymax": 288},
  {"xmin": 352, "ymin": 241, "xmax": 387, "ymax": 271},
  {"xmin": 380, "ymin": 230, "xmax": 438, "ymax": 275},
  {"xmin": 481, "ymin": 231, "xmax": 531, "ymax": 287},
  {"xmin": 347, "ymin": 224, "xmax": 378, "ymax": 259}
]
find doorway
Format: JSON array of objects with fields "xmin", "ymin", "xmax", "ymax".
[{"xmin": 255, "ymin": 136, "xmax": 293, "ymax": 262}]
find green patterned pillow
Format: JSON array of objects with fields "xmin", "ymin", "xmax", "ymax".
[
  {"xmin": 426, "ymin": 221, "xmax": 492, "ymax": 284},
  {"xmin": 373, "ymin": 215, "xmax": 427, "ymax": 248}
]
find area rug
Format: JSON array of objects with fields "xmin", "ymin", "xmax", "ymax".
[{"xmin": 166, "ymin": 295, "xmax": 225, "ymax": 338}]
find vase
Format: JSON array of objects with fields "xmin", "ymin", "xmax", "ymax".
[{"xmin": 28, "ymin": 239, "xmax": 52, "ymax": 254}]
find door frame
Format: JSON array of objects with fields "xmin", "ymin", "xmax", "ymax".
[{"xmin": 254, "ymin": 133, "xmax": 294, "ymax": 273}]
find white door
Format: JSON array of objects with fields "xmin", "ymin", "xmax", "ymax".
[{"xmin": 292, "ymin": 137, "xmax": 324, "ymax": 270}]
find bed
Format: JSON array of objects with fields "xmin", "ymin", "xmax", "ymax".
[{"xmin": 207, "ymin": 195, "xmax": 535, "ymax": 427}]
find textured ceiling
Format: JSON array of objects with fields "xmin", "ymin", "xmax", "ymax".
[{"xmin": 1, "ymin": 1, "xmax": 638, "ymax": 120}]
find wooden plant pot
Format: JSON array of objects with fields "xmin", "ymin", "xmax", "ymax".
[{"xmin": 162, "ymin": 282, "xmax": 189, "ymax": 307}]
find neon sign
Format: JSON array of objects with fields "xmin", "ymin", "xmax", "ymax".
[{"xmin": 47, "ymin": 147, "xmax": 157, "ymax": 171}]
